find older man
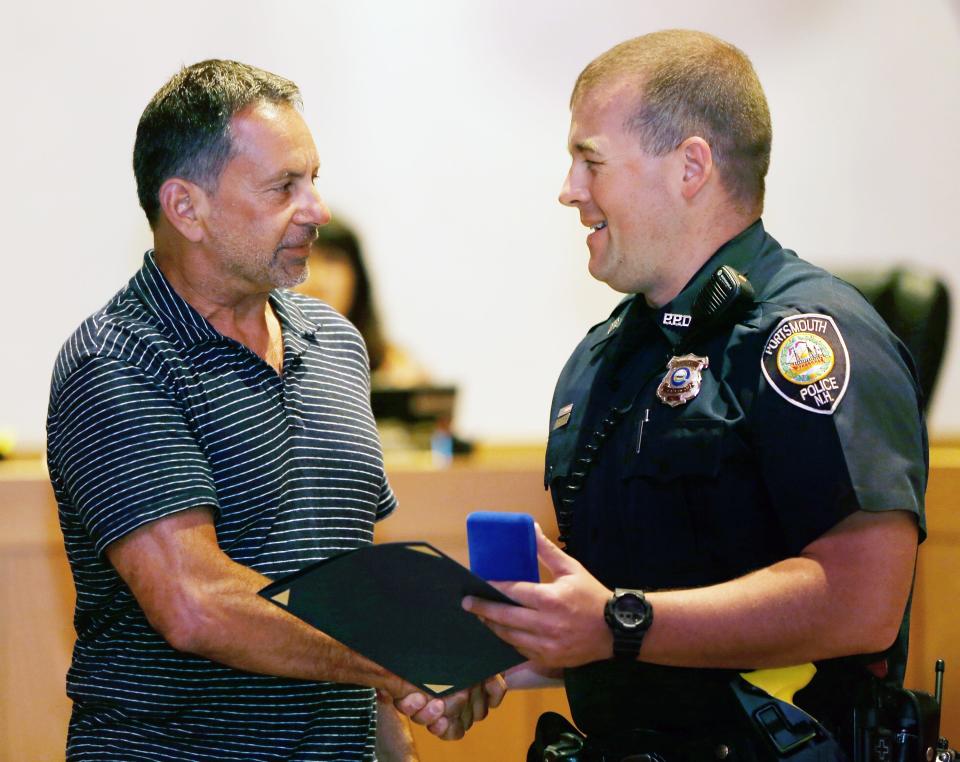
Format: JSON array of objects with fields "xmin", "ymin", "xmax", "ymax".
[
  {"xmin": 466, "ymin": 30, "xmax": 926, "ymax": 761},
  {"xmin": 47, "ymin": 60, "xmax": 500, "ymax": 761}
]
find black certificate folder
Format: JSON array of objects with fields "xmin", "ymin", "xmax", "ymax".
[{"xmin": 259, "ymin": 542, "xmax": 525, "ymax": 697}]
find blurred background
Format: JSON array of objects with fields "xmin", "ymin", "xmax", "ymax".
[
  {"xmin": 2, "ymin": 4, "xmax": 959, "ymax": 757},
  {"xmin": 1, "ymin": 0, "xmax": 958, "ymax": 449}
]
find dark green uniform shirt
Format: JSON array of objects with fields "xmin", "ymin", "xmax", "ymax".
[{"xmin": 544, "ymin": 220, "xmax": 927, "ymax": 738}]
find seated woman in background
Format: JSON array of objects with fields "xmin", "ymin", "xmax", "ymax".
[{"xmin": 297, "ymin": 217, "xmax": 429, "ymax": 388}]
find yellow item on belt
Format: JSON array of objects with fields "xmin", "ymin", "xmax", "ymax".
[{"xmin": 740, "ymin": 663, "xmax": 817, "ymax": 706}]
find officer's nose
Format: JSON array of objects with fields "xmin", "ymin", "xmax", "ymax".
[{"xmin": 559, "ymin": 165, "xmax": 585, "ymax": 208}]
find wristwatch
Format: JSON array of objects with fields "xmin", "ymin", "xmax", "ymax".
[{"xmin": 603, "ymin": 588, "xmax": 653, "ymax": 661}]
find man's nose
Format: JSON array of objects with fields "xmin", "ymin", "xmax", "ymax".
[{"xmin": 300, "ymin": 184, "xmax": 331, "ymax": 227}]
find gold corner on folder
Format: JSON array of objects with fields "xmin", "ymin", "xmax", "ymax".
[
  {"xmin": 424, "ymin": 683, "xmax": 454, "ymax": 693},
  {"xmin": 407, "ymin": 545, "xmax": 441, "ymax": 558},
  {"xmin": 271, "ymin": 589, "xmax": 291, "ymax": 606}
]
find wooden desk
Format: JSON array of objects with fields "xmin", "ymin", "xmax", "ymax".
[{"xmin": 2, "ymin": 448, "xmax": 958, "ymax": 761}]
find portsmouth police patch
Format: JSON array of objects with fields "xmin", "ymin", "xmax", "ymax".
[{"xmin": 761, "ymin": 313, "xmax": 850, "ymax": 414}]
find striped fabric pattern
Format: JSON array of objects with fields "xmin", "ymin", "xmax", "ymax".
[{"xmin": 46, "ymin": 251, "xmax": 396, "ymax": 761}]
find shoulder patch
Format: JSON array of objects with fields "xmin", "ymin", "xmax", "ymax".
[{"xmin": 761, "ymin": 313, "xmax": 849, "ymax": 414}]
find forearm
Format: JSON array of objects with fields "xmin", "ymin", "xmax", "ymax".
[
  {"xmin": 108, "ymin": 508, "xmax": 411, "ymax": 695},
  {"xmin": 165, "ymin": 560, "xmax": 395, "ymax": 688},
  {"xmin": 504, "ymin": 661, "xmax": 564, "ymax": 690},
  {"xmin": 468, "ymin": 510, "xmax": 917, "ymax": 672},
  {"xmin": 645, "ymin": 558, "xmax": 888, "ymax": 669},
  {"xmin": 641, "ymin": 511, "xmax": 917, "ymax": 669}
]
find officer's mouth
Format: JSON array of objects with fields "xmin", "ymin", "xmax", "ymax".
[{"xmin": 586, "ymin": 220, "xmax": 608, "ymax": 245}]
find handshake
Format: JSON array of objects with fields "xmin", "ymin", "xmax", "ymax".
[
  {"xmin": 384, "ymin": 671, "xmax": 509, "ymax": 741},
  {"xmin": 262, "ymin": 513, "xmax": 586, "ymax": 743}
]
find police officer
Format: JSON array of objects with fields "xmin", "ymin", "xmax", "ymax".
[{"xmin": 463, "ymin": 30, "xmax": 926, "ymax": 761}]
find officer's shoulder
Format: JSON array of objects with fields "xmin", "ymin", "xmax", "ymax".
[{"xmin": 753, "ymin": 253, "xmax": 885, "ymax": 329}]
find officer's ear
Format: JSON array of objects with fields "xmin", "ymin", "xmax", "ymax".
[
  {"xmin": 678, "ymin": 137, "xmax": 713, "ymax": 201},
  {"xmin": 158, "ymin": 178, "xmax": 209, "ymax": 244}
]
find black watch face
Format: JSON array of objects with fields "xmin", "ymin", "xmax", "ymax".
[{"xmin": 614, "ymin": 594, "xmax": 649, "ymax": 630}]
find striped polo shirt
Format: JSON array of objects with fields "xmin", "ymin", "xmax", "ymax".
[{"xmin": 46, "ymin": 251, "xmax": 397, "ymax": 761}]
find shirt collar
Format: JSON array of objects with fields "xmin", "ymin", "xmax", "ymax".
[
  {"xmin": 588, "ymin": 296, "xmax": 654, "ymax": 350},
  {"xmin": 130, "ymin": 250, "xmax": 321, "ymax": 348},
  {"xmin": 269, "ymin": 290, "xmax": 320, "ymax": 360},
  {"xmin": 655, "ymin": 218, "xmax": 767, "ymax": 347}
]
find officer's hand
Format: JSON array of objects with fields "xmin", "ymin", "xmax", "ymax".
[
  {"xmin": 463, "ymin": 524, "xmax": 613, "ymax": 669},
  {"xmin": 393, "ymin": 674, "xmax": 507, "ymax": 740}
]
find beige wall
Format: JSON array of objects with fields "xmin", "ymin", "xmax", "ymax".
[{"xmin": 3, "ymin": 449, "xmax": 959, "ymax": 761}]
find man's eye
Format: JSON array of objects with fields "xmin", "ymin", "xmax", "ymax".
[{"xmin": 274, "ymin": 182, "xmax": 294, "ymax": 193}]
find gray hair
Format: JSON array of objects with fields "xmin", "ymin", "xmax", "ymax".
[{"xmin": 133, "ymin": 59, "xmax": 301, "ymax": 227}]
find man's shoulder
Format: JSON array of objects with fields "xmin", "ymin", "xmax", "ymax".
[
  {"xmin": 278, "ymin": 290, "xmax": 365, "ymax": 341},
  {"xmin": 51, "ymin": 283, "xmax": 176, "ymax": 393}
]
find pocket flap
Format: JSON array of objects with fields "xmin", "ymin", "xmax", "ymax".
[{"xmin": 628, "ymin": 419, "xmax": 727, "ymax": 479}]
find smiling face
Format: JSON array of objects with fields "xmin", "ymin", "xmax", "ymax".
[
  {"xmin": 559, "ymin": 80, "xmax": 686, "ymax": 304},
  {"xmin": 200, "ymin": 101, "xmax": 330, "ymax": 293}
]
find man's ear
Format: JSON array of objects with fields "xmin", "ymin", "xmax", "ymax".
[
  {"xmin": 678, "ymin": 137, "xmax": 713, "ymax": 201},
  {"xmin": 158, "ymin": 178, "xmax": 208, "ymax": 243}
]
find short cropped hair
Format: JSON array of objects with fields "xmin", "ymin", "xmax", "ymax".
[
  {"xmin": 572, "ymin": 30, "xmax": 772, "ymax": 214},
  {"xmin": 133, "ymin": 59, "xmax": 301, "ymax": 228}
]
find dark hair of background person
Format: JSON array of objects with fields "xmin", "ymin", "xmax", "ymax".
[
  {"xmin": 313, "ymin": 219, "xmax": 388, "ymax": 372},
  {"xmin": 572, "ymin": 29, "xmax": 772, "ymax": 216},
  {"xmin": 133, "ymin": 59, "xmax": 301, "ymax": 228}
]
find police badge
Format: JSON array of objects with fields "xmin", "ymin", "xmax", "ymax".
[{"xmin": 656, "ymin": 354, "xmax": 709, "ymax": 407}]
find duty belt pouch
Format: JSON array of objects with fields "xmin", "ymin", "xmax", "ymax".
[
  {"xmin": 528, "ymin": 712, "xmax": 587, "ymax": 761},
  {"xmin": 730, "ymin": 676, "xmax": 848, "ymax": 761}
]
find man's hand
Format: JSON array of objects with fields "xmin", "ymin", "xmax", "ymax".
[
  {"xmin": 462, "ymin": 524, "xmax": 612, "ymax": 669},
  {"xmin": 393, "ymin": 674, "xmax": 508, "ymax": 740}
]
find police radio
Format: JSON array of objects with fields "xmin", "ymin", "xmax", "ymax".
[
  {"xmin": 675, "ymin": 264, "xmax": 755, "ymax": 353},
  {"xmin": 853, "ymin": 659, "xmax": 957, "ymax": 762}
]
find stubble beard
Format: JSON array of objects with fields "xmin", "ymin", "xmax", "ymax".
[
  {"xmin": 267, "ymin": 246, "xmax": 310, "ymax": 289},
  {"xmin": 269, "ymin": 226, "xmax": 319, "ymax": 289},
  {"xmin": 218, "ymin": 230, "xmax": 316, "ymax": 291}
]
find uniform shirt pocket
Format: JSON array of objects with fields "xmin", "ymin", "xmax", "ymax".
[
  {"xmin": 618, "ymin": 417, "xmax": 776, "ymax": 587},
  {"xmin": 626, "ymin": 418, "xmax": 727, "ymax": 480}
]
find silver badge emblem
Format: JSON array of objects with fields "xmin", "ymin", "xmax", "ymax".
[{"xmin": 656, "ymin": 354, "xmax": 709, "ymax": 407}]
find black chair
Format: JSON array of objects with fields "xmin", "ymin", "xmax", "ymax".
[
  {"xmin": 839, "ymin": 267, "xmax": 950, "ymax": 410},
  {"xmin": 837, "ymin": 268, "xmax": 954, "ymax": 760}
]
